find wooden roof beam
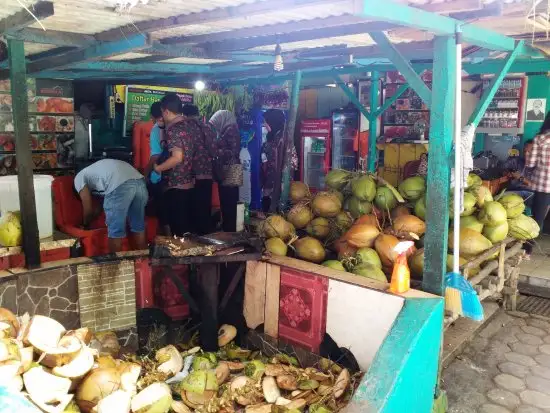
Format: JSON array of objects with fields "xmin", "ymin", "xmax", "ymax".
[
  {"xmin": 0, "ymin": 1, "xmax": 54, "ymax": 34},
  {"xmin": 5, "ymin": 28, "xmax": 95, "ymax": 47},
  {"xmin": 95, "ymin": 0, "xmax": 344, "ymax": 42},
  {"xmin": 27, "ymin": 34, "xmax": 150, "ymax": 73}
]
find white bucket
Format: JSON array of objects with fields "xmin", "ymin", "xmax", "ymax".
[{"xmin": 0, "ymin": 175, "xmax": 54, "ymax": 239}]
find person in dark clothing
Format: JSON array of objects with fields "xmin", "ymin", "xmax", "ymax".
[
  {"xmin": 183, "ymin": 104, "xmax": 217, "ymax": 235},
  {"xmin": 260, "ymin": 109, "xmax": 298, "ymax": 213},
  {"xmin": 209, "ymin": 110, "xmax": 241, "ymax": 232},
  {"xmin": 504, "ymin": 140, "xmax": 535, "ymax": 208},
  {"xmin": 154, "ymin": 94, "xmax": 194, "ymax": 236}
]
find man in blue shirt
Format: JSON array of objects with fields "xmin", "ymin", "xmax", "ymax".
[
  {"xmin": 74, "ymin": 159, "xmax": 147, "ymax": 252},
  {"xmin": 145, "ymin": 102, "xmax": 170, "ymax": 235}
]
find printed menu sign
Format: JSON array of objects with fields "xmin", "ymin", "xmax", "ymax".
[
  {"xmin": 123, "ymin": 85, "xmax": 194, "ymax": 136},
  {"xmin": 0, "ymin": 78, "xmax": 75, "ymax": 175}
]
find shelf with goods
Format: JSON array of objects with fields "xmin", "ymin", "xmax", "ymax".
[
  {"xmin": 477, "ymin": 77, "xmax": 526, "ymax": 133},
  {"xmin": 0, "ymin": 78, "xmax": 76, "ymax": 176}
]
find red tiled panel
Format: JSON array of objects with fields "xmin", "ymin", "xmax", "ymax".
[{"xmin": 278, "ymin": 267, "xmax": 328, "ymax": 352}]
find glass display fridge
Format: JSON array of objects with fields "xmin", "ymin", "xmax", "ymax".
[
  {"xmin": 299, "ymin": 119, "xmax": 331, "ymax": 192},
  {"xmin": 332, "ymin": 107, "xmax": 359, "ymax": 171}
]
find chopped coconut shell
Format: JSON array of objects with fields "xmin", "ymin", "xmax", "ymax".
[
  {"xmin": 0, "ymin": 308, "xmax": 19, "ymax": 338},
  {"xmin": 96, "ymin": 390, "xmax": 131, "ymax": 413},
  {"xmin": 131, "ymin": 382, "xmax": 172, "ymax": 413},
  {"xmin": 52, "ymin": 346, "xmax": 94, "ymax": 379},
  {"xmin": 65, "ymin": 328, "xmax": 93, "ymax": 345},
  {"xmin": 218, "ymin": 324, "xmax": 237, "ymax": 347},
  {"xmin": 155, "ymin": 345, "xmax": 183, "ymax": 377}
]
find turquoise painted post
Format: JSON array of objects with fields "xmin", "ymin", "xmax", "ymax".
[
  {"xmin": 7, "ymin": 39, "xmax": 41, "ymax": 268},
  {"xmin": 468, "ymin": 41, "xmax": 523, "ymax": 127},
  {"xmin": 422, "ymin": 36, "xmax": 457, "ymax": 296},
  {"xmin": 278, "ymin": 70, "xmax": 302, "ymax": 210},
  {"xmin": 368, "ymin": 71, "xmax": 380, "ymax": 172},
  {"xmin": 333, "ymin": 75, "xmax": 371, "ymax": 120}
]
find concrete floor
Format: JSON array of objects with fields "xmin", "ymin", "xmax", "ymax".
[
  {"xmin": 521, "ymin": 235, "xmax": 550, "ymax": 279},
  {"xmin": 443, "ymin": 310, "xmax": 550, "ymax": 412}
]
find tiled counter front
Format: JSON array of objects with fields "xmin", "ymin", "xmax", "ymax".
[{"xmin": 0, "ymin": 258, "xmax": 139, "ymax": 348}]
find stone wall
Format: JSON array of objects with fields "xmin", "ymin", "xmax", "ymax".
[
  {"xmin": 77, "ymin": 260, "xmax": 137, "ymax": 332},
  {"xmin": 0, "ymin": 266, "xmax": 79, "ymax": 329}
]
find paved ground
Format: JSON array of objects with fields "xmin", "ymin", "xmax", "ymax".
[
  {"xmin": 443, "ymin": 310, "xmax": 550, "ymax": 412},
  {"xmin": 520, "ymin": 235, "xmax": 550, "ymax": 279}
]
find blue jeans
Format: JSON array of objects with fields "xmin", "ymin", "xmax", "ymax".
[{"xmin": 104, "ymin": 178, "xmax": 148, "ymax": 238}]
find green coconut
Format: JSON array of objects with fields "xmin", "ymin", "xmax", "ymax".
[
  {"xmin": 325, "ymin": 170, "xmax": 352, "ymax": 191},
  {"xmin": 294, "ymin": 237, "xmax": 326, "ymax": 263},
  {"xmin": 449, "ymin": 228, "xmax": 493, "ymax": 256},
  {"xmin": 287, "ymin": 203, "xmax": 314, "ymax": 229},
  {"xmin": 306, "ymin": 217, "xmax": 331, "ymax": 240},
  {"xmin": 351, "ymin": 175, "xmax": 377, "ymax": 202},
  {"xmin": 508, "ymin": 214, "xmax": 540, "ymax": 240},
  {"xmin": 414, "ymin": 196, "xmax": 427, "ymax": 220},
  {"xmin": 449, "ymin": 192, "xmax": 477, "ymax": 217},
  {"xmin": 322, "ymin": 260, "xmax": 345, "ymax": 271},
  {"xmin": 355, "ymin": 247, "xmax": 382, "ymax": 269},
  {"xmin": 265, "ymin": 238, "xmax": 288, "ymax": 257},
  {"xmin": 347, "ymin": 197, "xmax": 373, "ymax": 218},
  {"xmin": 460, "ymin": 215, "xmax": 484, "ymax": 233},
  {"xmin": 483, "ymin": 221, "xmax": 509, "ymax": 243},
  {"xmin": 398, "ymin": 176, "xmax": 426, "ymax": 201},
  {"xmin": 467, "ymin": 173, "xmax": 483, "ymax": 189},
  {"xmin": 329, "ymin": 190, "xmax": 345, "ymax": 204},
  {"xmin": 312, "ymin": 192, "xmax": 342, "ymax": 218},
  {"xmin": 352, "ymin": 263, "xmax": 388, "ymax": 283},
  {"xmin": 498, "ymin": 193, "xmax": 526, "ymax": 219},
  {"xmin": 478, "ymin": 201, "xmax": 508, "ymax": 225},
  {"xmin": 334, "ymin": 211, "xmax": 354, "ymax": 234},
  {"xmin": 470, "ymin": 185, "xmax": 493, "ymax": 208},
  {"xmin": 259, "ymin": 215, "xmax": 295, "ymax": 242},
  {"xmin": 374, "ymin": 186, "xmax": 398, "ymax": 211}
]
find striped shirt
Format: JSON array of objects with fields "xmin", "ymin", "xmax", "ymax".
[{"xmin": 526, "ymin": 133, "xmax": 550, "ymax": 193}]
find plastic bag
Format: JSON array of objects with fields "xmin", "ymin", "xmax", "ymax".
[{"xmin": 0, "ymin": 386, "xmax": 41, "ymax": 413}]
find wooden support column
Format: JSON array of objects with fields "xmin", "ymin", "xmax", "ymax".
[
  {"xmin": 8, "ymin": 40, "xmax": 40, "ymax": 268},
  {"xmin": 422, "ymin": 36, "xmax": 457, "ymax": 296},
  {"xmin": 275, "ymin": 70, "xmax": 302, "ymax": 212},
  {"xmin": 368, "ymin": 71, "xmax": 380, "ymax": 172}
]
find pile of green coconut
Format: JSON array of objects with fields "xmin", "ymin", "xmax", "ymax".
[{"xmin": 260, "ymin": 170, "xmax": 540, "ymax": 283}]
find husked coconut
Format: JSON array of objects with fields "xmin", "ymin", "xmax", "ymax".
[
  {"xmin": 218, "ymin": 324, "xmax": 237, "ymax": 347},
  {"xmin": 155, "ymin": 345, "xmax": 183, "ymax": 377},
  {"xmin": 96, "ymin": 390, "xmax": 131, "ymax": 413},
  {"xmin": 262, "ymin": 376, "xmax": 280, "ymax": 403},
  {"xmin": 118, "ymin": 362, "xmax": 141, "ymax": 396},
  {"xmin": 76, "ymin": 367, "xmax": 121, "ymax": 413},
  {"xmin": 52, "ymin": 346, "xmax": 94, "ymax": 380},
  {"xmin": 0, "ymin": 308, "xmax": 19, "ymax": 338},
  {"xmin": 24, "ymin": 366, "xmax": 73, "ymax": 413},
  {"xmin": 64, "ymin": 327, "xmax": 93, "ymax": 345}
]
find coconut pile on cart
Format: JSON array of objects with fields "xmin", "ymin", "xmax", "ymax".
[
  {"xmin": 0, "ymin": 309, "xmax": 358, "ymax": 413},
  {"xmin": 259, "ymin": 171, "xmax": 539, "ymax": 301}
]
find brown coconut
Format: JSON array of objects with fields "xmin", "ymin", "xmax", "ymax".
[
  {"xmin": 344, "ymin": 224, "xmax": 380, "ymax": 248},
  {"xmin": 392, "ymin": 215, "xmax": 426, "ymax": 237}
]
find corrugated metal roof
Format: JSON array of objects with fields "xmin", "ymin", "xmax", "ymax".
[
  {"xmin": 104, "ymin": 52, "xmax": 151, "ymax": 60},
  {"xmin": 23, "ymin": 43, "xmax": 58, "ymax": 56}
]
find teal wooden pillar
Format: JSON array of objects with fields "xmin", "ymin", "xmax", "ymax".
[
  {"xmin": 368, "ymin": 71, "xmax": 380, "ymax": 172},
  {"xmin": 422, "ymin": 36, "xmax": 457, "ymax": 296},
  {"xmin": 279, "ymin": 70, "xmax": 302, "ymax": 210},
  {"xmin": 7, "ymin": 40, "xmax": 41, "ymax": 268}
]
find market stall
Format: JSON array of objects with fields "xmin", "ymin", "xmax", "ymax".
[{"xmin": 0, "ymin": 0, "xmax": 549, "ymax": 412}]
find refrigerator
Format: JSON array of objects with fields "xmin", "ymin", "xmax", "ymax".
[
  {"xmin": 332, "ymin": 108, "xmax": 360, "ymax": 171},
  {"xmin": 300, "ymin": 119, "xmax": 332, "ymax": 192}
]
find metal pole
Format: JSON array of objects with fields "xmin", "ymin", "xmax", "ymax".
[
  {"xmin": 452, "ymin": 26, "xmax": 463, "ymax": 274},
  {"xmin": 277, "ymin": 70, "xmax": 302, "ymax": 211},
  {"xmin": 7, "ymin": 39, "xmax": 41, "ymax": 268},
  {"xmin": 368, "ymin": 71, "xmax": 380, "ymax": 172},
  {"xmin": 422, "ymin": 36, "xmax": 457, "ymax": 296}
]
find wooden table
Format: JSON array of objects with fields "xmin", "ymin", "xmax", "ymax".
[{"xmin": 151, "ymin": 251, "xmax": 262, "ymax": 351}]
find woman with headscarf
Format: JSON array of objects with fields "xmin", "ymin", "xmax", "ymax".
[
  {"xmin": 260, "ymin": 109, "xmax": 298, "ymax": 212},
  {"xmin": 210, "ymin": 110, "xmax": 241, "ymax": 232}
]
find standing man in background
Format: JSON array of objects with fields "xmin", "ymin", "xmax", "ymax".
[
  {"xmin": 154, "ymin": 94, "xmax": 194, "ymax": 236},
  {"xmin": 145, "ymin": 102, "xmax": 170, "ymax": 235},
  {"xmin": 182, "ymin": 104, "xmax": 216, "ymax": 235}
]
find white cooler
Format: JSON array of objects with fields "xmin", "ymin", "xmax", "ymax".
[{"xmin": 0, "ymin": 175, "xmax": 54, "ymax": 239}]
